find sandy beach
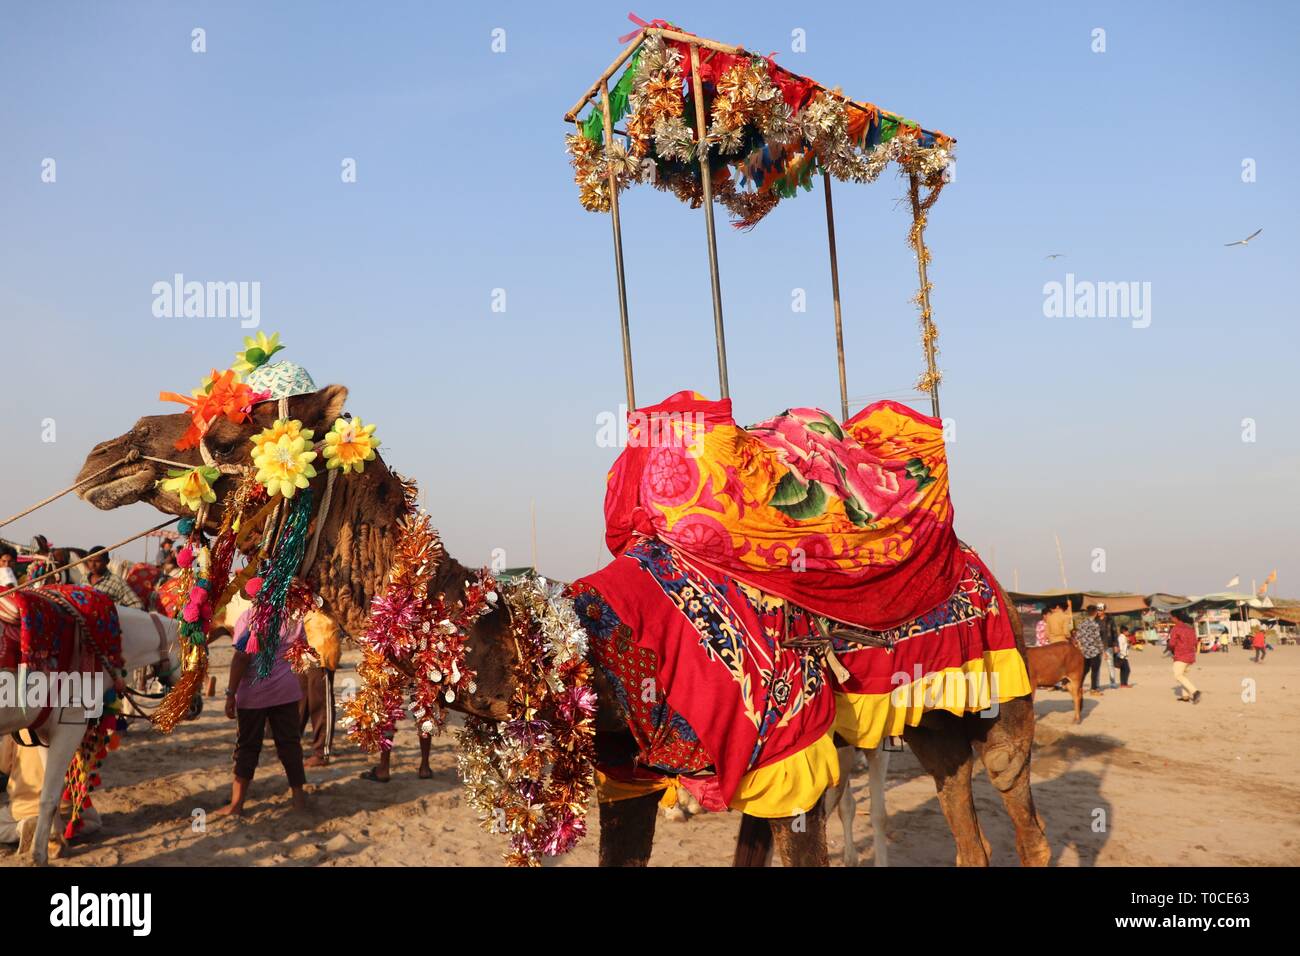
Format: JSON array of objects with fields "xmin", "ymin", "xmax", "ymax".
[{"xmin": 7, "ymin": 641, "xmax": 1297, "ymax": 867}]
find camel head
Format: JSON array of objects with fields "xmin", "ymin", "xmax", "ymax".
[{"xmin": 76, "ymin": 385, "xmax": 349, "ymax": 516}]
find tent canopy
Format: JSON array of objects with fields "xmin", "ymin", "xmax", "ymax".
[{"xmin": 1007, "ymin": 590, "xmax": 1149, "ymax": 614}]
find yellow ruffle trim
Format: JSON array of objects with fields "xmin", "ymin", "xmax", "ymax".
[
  {"xmin": 832, "ymin": 647, "xmax": 1031, "ymax": 749},
  {"xmin": 594, "ymin": 733, "xmax": 840, "ymax": 819},
  {"xmin": 728, "ymin": 732, "xmax": 840, "ymax": 819}
]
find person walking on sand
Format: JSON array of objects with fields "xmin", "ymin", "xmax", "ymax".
[
  {"xmin": 1167, "ymin": 615, "xmax": 1201, "ymax": 704},
  {"xmin": 1114, "ymin": 626, "xmax": 1134, "ymax": 688},
  {"xmin": 1251, "ymin": 626, "xmax": 1268, "ymax": 663},
  {"xmin": 1075, "ymin": 605, "xmax": 1106, "ymax": 697},
  {"xmin": 1096, "ymin": 603, "xmax": 1119, "ymax": 688},
  {"xmin": 216, "ymin": 610, "xmax": 309, "ymax": 816}
]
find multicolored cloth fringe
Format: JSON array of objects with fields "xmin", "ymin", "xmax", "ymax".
[{"xmin": 604, "ymin": 391, "xmax": 964, "ymax": 630}]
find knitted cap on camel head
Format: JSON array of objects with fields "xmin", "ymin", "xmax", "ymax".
[{"xmin": 246, "ymin": 361, "xmax": 316, "ymax": 401}]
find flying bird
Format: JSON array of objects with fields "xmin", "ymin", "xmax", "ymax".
[
  {"xmin": 1045, "ymin": 253, "xmax": 1065, "ymax": 259},
  {"xmin": 1224, "ymin": 228, "xmax": 1262, "ymax": 247}
]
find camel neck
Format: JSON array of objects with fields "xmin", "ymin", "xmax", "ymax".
[{"xmin": 302, "ymin": 463, "xmax": 472, "ymax": 635}]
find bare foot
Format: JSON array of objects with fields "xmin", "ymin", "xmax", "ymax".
[
  {"xmin": 212, "ymin": 803, "xmax": 244, "ymax": 817},
  {"xmin": 304, "ymin": 755, "xmax": 329, "ymax": 768},
  {"xmin": 417, "ymin": 765, "xmax": 434, "ymax": 780},
  {"xmin": 291, "ymin": 789, "xmax": 309, "ymax": 811}
]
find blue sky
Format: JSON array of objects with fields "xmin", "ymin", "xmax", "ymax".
[{"xmin": 1, "ymin": 1, "xmax": 1296, "ymax": 596}]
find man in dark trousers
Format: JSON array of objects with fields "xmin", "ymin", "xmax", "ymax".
[{"xmin": 1096, "ymin": 603, "xmax": 1119, "ymax": 688}]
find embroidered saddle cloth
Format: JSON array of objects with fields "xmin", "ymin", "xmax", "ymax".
[
  {"xmin": 0, "ymin": 585, "xmax": 121, "ymax": 675},
  {"xmin": 571, "ymin": 542, "xmax": 1031, "ymax": 815}
]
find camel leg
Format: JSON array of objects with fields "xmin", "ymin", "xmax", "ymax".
[
  {"xmin": 769, "ymin": 800, "xmax": 830, "ymax": 867},
  {"xmin": 968, "ymin": 696, "xmax": 1051, "ymax": 867},
  {"xmin": 597, "ymin": 791, "xmax": 661, "ymax": 867},
  {"xmin": 734, "ymin": 813, "xmax": 773, "ymax": 867},
  {"xmin": 1069, "ymin": 664, "xmax": 1084, "ymax": 724},
  {"xmin": 905, "ymin": 712, "xmax": 987, "ymax": 866},
  {"xmin": 30, "ymin": 713, "xmax": 81, "ymax": 865},
  {"xmin": 865, "ymin": 745, "xmax": 890, "ymax": 867}
]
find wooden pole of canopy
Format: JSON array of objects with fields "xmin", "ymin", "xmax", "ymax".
[
  {"xmin": 565, "ymin": 31, "xmax": 647, "ymax": 121},
  {"xmin": 599, "ymin": 80, "xmax": 636, "ymax": 410},
  {"xmin": 688, "ymin": 42, "xmax": 730, "ymax": 400},
  {"xmin": 822, "ymin": 172, "xmax": 849, "ymax": 422}
]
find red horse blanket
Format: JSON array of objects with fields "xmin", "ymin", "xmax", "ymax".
[
  {"xmin": 0, "ymin": 586, "xmax": 122, "ymax": 675},
  {"xmin": 604, "ymin": 392, "xmax": 963, "ymax": 630},
  {"xmin": 571, "ymin": 538, "xmax": 835, "ymax": 805}
]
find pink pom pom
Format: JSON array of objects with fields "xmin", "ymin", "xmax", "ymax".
[
  {"xmin": 244, "ymin": 632, "xmax": 260, "ymax": 655},
  {"xmin": 244, "ymin": 576, "xmax": 263, "ymax": 598},
  {"xmin": 177, "ymin": 546, "xmax": 194, "ymax": 568},
  {"xmin": 182, "ymin": 602, "xmax": 201, "ymax": 623}
]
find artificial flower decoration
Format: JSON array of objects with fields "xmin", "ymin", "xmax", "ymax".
[
  {"xmin": 158, "ymin": 466, "xmax": 220, "ymax": 512},
  {"xmin": 232, "ymin": 331, "xmax": 285, "ymax": 375},
  {"xmin": 161, "ymin": 368, "xmax": 269, "ymax": 451},
  {"xmin": 190, "ymin": 368, "xmax": 242, "ymax": 400},
  {"xmin": 252, "ymin": 433, "xmax": 318, "ymax": 499},
  {"xmin": 249, "ymin": 418, "xmax": 314, "ymax": 460},
  {"xmin": 322, "ymin": 417, "xmax": 380, "ymax": 473}
]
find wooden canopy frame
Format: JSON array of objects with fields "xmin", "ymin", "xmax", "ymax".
[{"xmin": 566, "ymin": 25, "xmax": 954, "ymax": 420}]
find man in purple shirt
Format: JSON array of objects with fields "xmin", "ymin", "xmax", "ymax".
[{"xmin": 215, "ymin": 611, "xmax": 308, "ymax": 816}]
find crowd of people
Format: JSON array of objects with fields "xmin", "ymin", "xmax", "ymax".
[
  {"xmin": 1, "ymin": 532, "xmax": 344, "ymax": 846},
  {"xmin": 1032, "ymin": 600, "xmax": 1280, "ymax": 707}
]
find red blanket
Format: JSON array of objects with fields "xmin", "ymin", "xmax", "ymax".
[
  {"xmin": 603, "ymin": 392, "xmax": 963, "ymax": 630},
  {"xmin": 571, "ymin": 539, "xmax": 835, "ymax": 806},
  {"xmin": 0, "ymin": 586, "xmax": 121, "ymax": 675}
]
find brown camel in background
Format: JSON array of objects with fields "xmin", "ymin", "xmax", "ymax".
[{"xmin": 75, "ymin": 385, "xmax": 1049, "ymax": 866}]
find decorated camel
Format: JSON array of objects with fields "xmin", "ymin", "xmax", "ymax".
[
  {"xmin": 73, "ymin": 336, "xmax": 1049, "ymax": 867},
  {"xmin": 0, "ymin": 597, "xmax": 180, "ymax": 864}
]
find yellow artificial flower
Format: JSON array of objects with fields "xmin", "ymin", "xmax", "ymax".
[
  {"xmin": 233, "ymin": 331, "xmax": 285, "ymax": 374},
  {"xmin": 158, "ymin": 466, "xmax": 220, "ymax": 512},
  {"xmin": 253, "ymin": 433, "xmax": 317, "ymax": 499},
  {"xmin": 249, "ymin": 418, "xmax": 314, "ymax": 460},
  {"xmin": 322, "ymin": 417, "xmax": 380, "ymax": 473}
]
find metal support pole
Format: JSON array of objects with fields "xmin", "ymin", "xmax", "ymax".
[
  {"xmin": 823, "ymin": 172, "xmax": 849, "ymax": 422},
  {"xmin": 600, "ymin": 81, "xmax": 636, "ymax": 411},
  {"xmin": 688, "ymin": 43, "xmax": 730, "ymax": 400}
]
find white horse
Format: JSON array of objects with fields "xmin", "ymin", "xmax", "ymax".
[
  {"xmin": 0, "ymin": 598, "xmax": 179, "ymax": 864},
  {"xmin": 824, "ymin": 742, "xmax": 890, "ymax": 867},
  {"xmin": 660, "ymin": 739, "xmax": 892, "ymax": 867}
]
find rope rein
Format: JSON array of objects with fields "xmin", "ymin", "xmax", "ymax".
[{"xmin": 3, "ymin": 395, "xmax": 340, "ymax": 599}]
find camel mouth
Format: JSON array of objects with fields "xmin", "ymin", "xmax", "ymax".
[{"xmin": 80, "ymin": 463, "xmax": 157, "ymax": 510}]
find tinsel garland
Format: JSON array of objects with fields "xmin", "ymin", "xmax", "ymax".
[
  {"xmin": 567, "ymin": 36, "xmax": 956, "ymax": 229},
  {"xmin": 342, "ymin": 479, "xmax": 493, "ymax": 753},
  {"xmin": 61, "ymin": 613, "xmax": 129, "ymax": 838},
  {"xmin": 456, "ymin": 576, "xmax": 597, "ymax": 867},
  {"xmin": 907, "ymin": 172, "xmax": 947, "ymax": 395},
  {"xmin": 245, "ymin": 487, "xmax": 314, "ymax": 677},
  {"xmin": 152, "ymin": 474, "xmax": 260, "ymax": 732},
  {"xmin": 61, "ymin": 703, "xmax": 128, "ymax": 840}
]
